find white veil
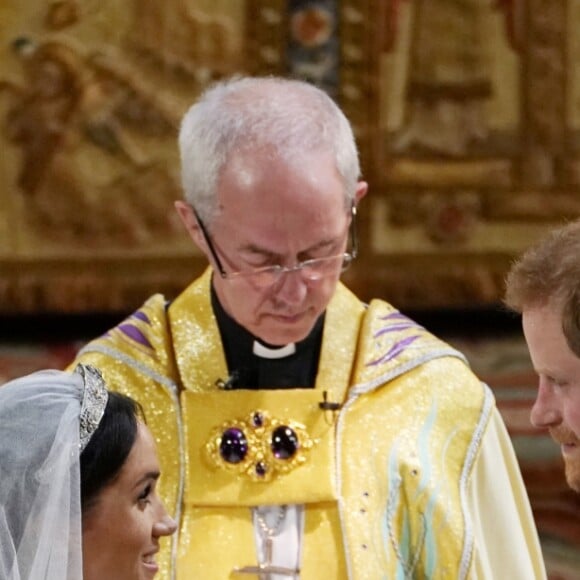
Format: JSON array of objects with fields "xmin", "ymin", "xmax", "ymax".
[{"xmin": 0, "ymin": 365, "xmax": 107, "ymax": 580}]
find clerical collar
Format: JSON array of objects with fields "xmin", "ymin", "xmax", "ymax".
[
  {"xmin": 210, "ymin": 285, "xmax": 324, "ymax": 389},
  {"xmin": 252, "ymin": 341, "xmax": 296, "ymax": 359}
]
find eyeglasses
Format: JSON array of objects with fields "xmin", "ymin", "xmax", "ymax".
[{"xmin": 192, "ymin": 204, "xmax": 358, "ymax": 289}]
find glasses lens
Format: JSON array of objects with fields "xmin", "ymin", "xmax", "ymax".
[
  {"xmin": 340, "ymin": 254, "xmax": 354, "ymax": 272},
  {"xmin": 302, "ymin": 255, "xmax": 346, "ymax": 281},
  {"xmin": 249, "ymin": 268, "xmax": 282, "ymax": 288},
  {"xmin": 237, "ymin": 254, "xmax": 353, "ymax": 287}
]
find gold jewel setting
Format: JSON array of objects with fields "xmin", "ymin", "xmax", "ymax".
[{"xmin": 206, "ymin": 410, "xmax": 315, "ymax": 482}]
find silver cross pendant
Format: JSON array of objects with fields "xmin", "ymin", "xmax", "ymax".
[{"xmin": 232, "ymin": 536, "xmax": 299, "ymax": 579}]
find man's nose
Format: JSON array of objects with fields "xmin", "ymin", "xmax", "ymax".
[
  {"xmin": 530, "ymin": 380, "xmax": 561, "ymax": 429},
  {"xmin": 275, "ymin": 268, "xmax": 308, "ymax": 304}
]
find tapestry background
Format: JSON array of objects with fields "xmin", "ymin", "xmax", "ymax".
[{"xmin": 2, "ymin": 0, "xmax": 580, "ymax": 313}]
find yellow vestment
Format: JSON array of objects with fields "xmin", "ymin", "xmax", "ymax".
[{"xmin": 71, "ymin": 269, "xmax": 546, "ymax": 579}]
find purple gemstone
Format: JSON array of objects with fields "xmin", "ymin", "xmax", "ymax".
[
  {"xmin": 219, "ymin": 428, "xmax": 248, "ymax": 464},
  {"xmin": 255, "ymin": 461, "xmax": 267, "ymax": 477},
  {"xmin": 271, "ymin": 426, "xmax": 299, "ymax": 460},
  {"xmin": 251, "ymin": 412, "xmax": 264, "ymax": 428}
]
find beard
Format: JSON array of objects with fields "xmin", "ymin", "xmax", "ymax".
[{"xmin": 549, "ymin": 425, "xmax": 580, "ymax": 493}]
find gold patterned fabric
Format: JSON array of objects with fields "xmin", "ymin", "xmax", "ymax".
[{"xmin": 71, "ymin": 269, "xmax": 509, "ymax": 579}]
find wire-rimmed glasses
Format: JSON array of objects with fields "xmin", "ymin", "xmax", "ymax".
[{"xmin": 192, "ymin": 204, "xmax": 358, "ymax": 289}]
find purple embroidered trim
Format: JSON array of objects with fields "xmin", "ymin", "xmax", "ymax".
[
  {"xmin": 118, "ymin": 323, "xmax": 153, "ymax": 349},
  {"xmin": 367, "ymin": 335, "xmax": 420, "ymax": 367},
  {"xmin": 132, "ymin": 311, "xmax": 151, "ymax": 324},
  {"xmin": 374, "ymin": 323, "xmax": 418, "ymax": 338},
  {"xmin": 379, "ymin": 312, "xmax": 409, "ymax": 321}
]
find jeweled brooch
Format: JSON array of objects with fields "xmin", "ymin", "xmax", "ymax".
[{"xmin": 205, "ymin": 410, "xmax": 315, "ymax": 482}]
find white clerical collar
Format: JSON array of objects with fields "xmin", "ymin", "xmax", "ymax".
[{"xmin": 252, "ymin": 341, "xmax": 296, "ymax": 359}]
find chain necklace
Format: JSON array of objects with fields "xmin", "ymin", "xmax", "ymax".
[
  {"xmin": 256, "ymin": 505, "xmax": 287, "ymax": 539},
  {"xmin": 233, "ymin": 504, "xmax": 299, "ymax": 578}
]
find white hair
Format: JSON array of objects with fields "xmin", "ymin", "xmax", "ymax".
[{"xmin": 178, "ymin": 76, "xmax": 361, "ymax": 223}]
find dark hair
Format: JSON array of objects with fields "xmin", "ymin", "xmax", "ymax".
[{"xmin": 80, "ymin": 391, "xmax": 143, "ymax": 513}]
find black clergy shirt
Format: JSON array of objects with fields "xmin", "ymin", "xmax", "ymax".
[{"xmin": 211, "ymin": 285, "xmax": 323, "ymax": 390}]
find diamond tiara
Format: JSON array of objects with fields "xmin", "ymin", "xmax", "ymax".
[{"xmin": 76, "ymin": 364, "xmax": 109, "ymax": 451}]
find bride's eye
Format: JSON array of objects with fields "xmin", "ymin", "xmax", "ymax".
[{"xmin": 137, "ymin": 483, "xmax": 152, "ymax": 506}]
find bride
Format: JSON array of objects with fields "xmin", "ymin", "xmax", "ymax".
[{"xmin": 0, "ymin": 364, "xmax": 176, "ymax": 579}]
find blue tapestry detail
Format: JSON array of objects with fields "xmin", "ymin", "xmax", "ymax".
[{"xmin": 287, "ymin": 0, "xmax": 339, "ymax": 97}]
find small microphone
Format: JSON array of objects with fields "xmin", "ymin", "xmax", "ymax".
[
  {"xmin": 215, "ymin": 371, "xmax": 239, "ymax": 390},
  {"xmin": 318, "ymin": 390, "xmax": 341, "ymax": 411}
]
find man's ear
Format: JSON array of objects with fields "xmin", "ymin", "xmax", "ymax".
[
  {"xmin": 354, "ymin": 181, "xmax": 368, "ymax": 205},
  {"xmin": 174, "ymin": 201, "xmax": 204, "ymax": 248}
]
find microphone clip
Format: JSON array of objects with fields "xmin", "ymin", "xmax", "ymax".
[
  {"xmin": 215, "ymin": 371, "xmax": 239, "ymax": 390},
  {"xmin": 318, "ymin": 390, "xmax": 341, "ymax": 412}
]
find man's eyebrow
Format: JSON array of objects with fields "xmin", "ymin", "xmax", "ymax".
[
  {"xmin": 238, "ymin": 243, "xmax": 280, "ymax": 259},
  {"xmin": 303, "ymin": 237, "xmax": 339, "ymax": 253},
  {"xmin": 239, "ymin": 236, "xmax": 339, "ymax": 259}
]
